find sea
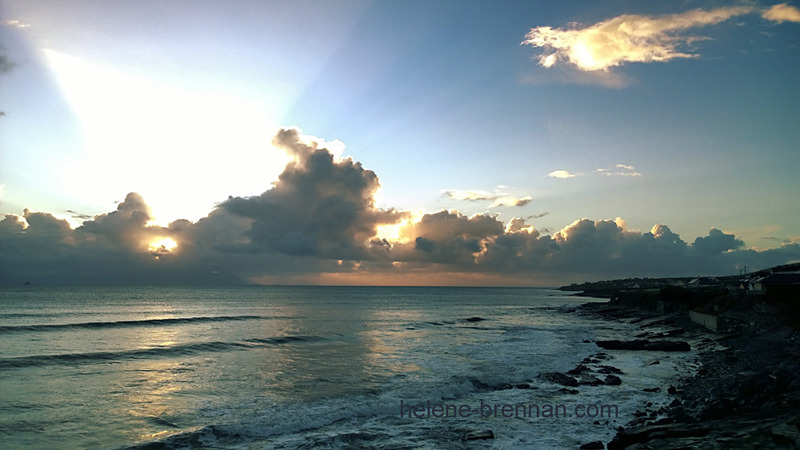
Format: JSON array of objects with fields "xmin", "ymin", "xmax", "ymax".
[{"xmin": 0, "ymin": 286, "xmax": 699, "ymax": 449}]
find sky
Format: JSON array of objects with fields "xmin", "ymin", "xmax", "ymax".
[{"xmin": 0, "ymin": 0, "xmax": 799, "ymax": 286}]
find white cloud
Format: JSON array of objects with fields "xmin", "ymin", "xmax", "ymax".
[
  {"xmin": 490, "ymin": 195, "xmax": 533, "ymax": 208},
  {"xmin": 550, "ymin": 165, "xmax": 640, "ymax": 178},
  {"xmin": 597, "ymin": 164, "xmax": 642, "ymax": 177},
  {"xmin": 522, "ymin": 6, "xmax": 753, "ymax": 71},
  {"xmin": 762, "ymin": 3, "xmax": 800, "ymax": 23},
  {"xmin": 443, "ymin": 189, "xmax": 532, "ymax": 207},
  {"xmin": 548, "ymin": 170, "xmax": 582, "ymax": 179},
  {"xmin": 2, "ymin": 19, "xmax": 30, "ymax": 29}
]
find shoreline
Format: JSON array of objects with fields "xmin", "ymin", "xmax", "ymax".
[{"xmin": 574, "ymin": 298, "xmax": 800, "ymax": 449}]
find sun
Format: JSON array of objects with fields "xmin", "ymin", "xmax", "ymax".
[{"xmin": 148, "ymin": 237, "xmax": 178, "ymax": 253}]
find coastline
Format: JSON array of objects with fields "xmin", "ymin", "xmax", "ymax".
[{"xmin": 574, "ymin": 298, "xmax": 800, "ymax": 449}]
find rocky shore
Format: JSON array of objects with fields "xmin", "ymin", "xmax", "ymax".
[{"xmin": 575, "ymin": 300, "xmax": 800, "ymax": 449}]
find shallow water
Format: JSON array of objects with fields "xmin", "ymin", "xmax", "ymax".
[{"xmin": 0, "ymin": 286, "xmax": 696, "ymax": 448}]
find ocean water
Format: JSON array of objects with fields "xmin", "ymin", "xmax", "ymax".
[{"xmin": 0, "ymin": 286, "xmax": 697, "ymax": 449}]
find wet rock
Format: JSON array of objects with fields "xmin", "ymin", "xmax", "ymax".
[
  {"xmin": 579, "ymin": 375, "xmax": 604, "ymax": 386},
  {"xmin": 597, "ymin": 365, "xmax": 624, "ymax": 375},
  {"xmin": 579, "ymin": 441, "xmax": 605, "ymax": 449},
  {"xmin": 606, "ymin": 424, "xmax": 710, "ymax": 450},
  {"xmin": 769, "ymin": 422, "xmax": 800, "ymax": 446},
  {"xmin": 559, "ymin": 388, "xmax": 580, "ymax": 394},
  {"xmin": 643, "ymin": 387, "xmax": 661, "ymax": 392},
  {"xmin": 604, "ymin": 375, "xmax": 622, "ymax": 386},
  {"xmin": 596, "ymin": 339, "xmax": 690, "ymax": 352},
  {"xmin": 567, "ymin": 364, "xmax": 590, "ymax": 375},
  {"xmin": 464, "ymin": 317, "xmax": 485, "ymax": 323},
  {"xmin": 464, "ymin": 430, "xmax": 494, "ymax": 441},
  {"xmin": 540, "ymin": 372, "xmax": 579, "ymax": 387}
]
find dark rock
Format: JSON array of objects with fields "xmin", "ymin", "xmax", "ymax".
[
  {"xmin": 604, "ymin": 375, "xmax": 622, "ymax": 386},
  {"xmin": 649, "ymin": 360, "xmax": 660, "ymax": 365},
  {"xmin": 464, "ymin": 317, "xmax": 485, "ymax": 323},
  {"xmin": 559, "ymin": 388, "xmax": 580, "ymax": 394},
  {"xmin": 567, "ymin": 364, "xmax": 590, "ymax": 375},
  {"xmin": 596, "ymin": 339, "xmax": 690, "ymax": 351},
  {"xmin": 579, "ymin": 375, "xmax": 604, "ymax": 386},
  {"xmin": 667, "ymin": 386, "xmax": 677, "ymax": 395},
  {"xmin": 607, "ymin": 424, "xmax": 710, "ymax": 450},
  {"xmin": 597, "ymin": 365, "xmax": 624, "ymax": 375},
  {"xmin": 540, "ymin": 372, "xmax": 579, "ymax": 387},
  {"xmin": 464, "ymin": 430, "xmax": 494, "ymax": 441},
  {"xmin": 579, "ymin": 441, "xmax": 605, "ymax": 449},
  {"xmin": 643, "ymin": 387, "xmax": 661, "ymax": 392}
]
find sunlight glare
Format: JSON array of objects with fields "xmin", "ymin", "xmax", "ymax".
[
  {"xmin": 148, "ymin": 237, "xmax": 178, "ymax": 253},
  {"xmin": 41, "ymin": 49, "xmax": 289, "ymax": 224}
]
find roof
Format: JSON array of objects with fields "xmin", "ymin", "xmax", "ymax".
[{"xmin": 760, "ymin": 273, "xmax": 800, "ymax": 285}]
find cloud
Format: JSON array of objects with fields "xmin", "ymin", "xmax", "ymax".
[
  {"xmin": 2, "ymin": 128, "xmax": 799, "ymax": 286},
  {"xmin": 548, "ymin": 170, "xmax": 582, "ymax": 179},
  {"xmin": 1, "ymin": 19, "xmax": 30, "ymax": 29},
  {"xmin": 762, "ymin": 3, "xmax": 800, "ymax": 23},
  {"xmin": 443, "ymin": 189, "xmax": 532, "ymax": 207},
  {"xmin": 597, "ymin": 164, "xmax": 642, "ymax": 177},
  {"xmin": 0, "ymin": 51, "xmax": 14, "ymax": 74},
  {"xmin": 551, "ymin": 164, "xmax": 641, "ymax": 179},
  {"xmin": 218, "ymin": 127, "xmax": 406, "ymax": 259},
  {"xmin": 522, "ymin": 6, "xmax": 754, "ymax": 72},
  {"xmin": 692, "ymin": 227, "xmax": 744, "ymax": 256}
]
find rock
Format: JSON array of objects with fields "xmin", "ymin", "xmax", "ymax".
[
  {"xmin": 540, "ymin": 372, "xmax": 579, "ymax": 387},
  {"xmin": 667, "ymin": 386, "xmax": 677, "ymax": 395},
  {"xmin": 559, "ymin": 388, "xmax": 580, "ymax": 394},
  {"xmin": 567, "ymin": 364, "xmax": 590, "ymax": 375},
  {"xmin": 465, "ymin": 430, "xmax": 494, "ymax": 441},
  {"xmin": 579, "ymin": 375, "xmax": 604, "ymax": 386},
  {"xmin": 604, "ymin": 375, "xmax": 622, "ymax": 386},
  {"xmin": 643, "ymin": 387, "xmax": 661, "ymax": 392},
  {"xmin": 464, "ymin": 317, "xmax": 485, "ymax": 322},
  {"xmin": 649, "ymin": 360, "xmax": 660, "ymax": 365},
  {"xmin": 596, "ymin": 339, "xmax": 690, "ymax": 352},
  {"xmin": 607, "ymin": 424, "xmax": 710, "ymax": 450},
  {"xmin": 579, "ymin": 441, "xmax": 605, "ymax": 449},
  {"xmin": 770, "ymin": 422, "xmax": 800, "ymax": 446},
  {"xmin": 597, "ymin": 365, "xmax": 624, "ymax": 375}
]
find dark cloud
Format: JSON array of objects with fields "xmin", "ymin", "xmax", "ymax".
[
  {"xmin": 219, "ymin": 128, "xmax": 405, "ymax": 259},
  {"xmin": 0, "ymin": 53, "xmax": 14, "ymax": 74},
  {"xmin": 442, "ymin": 189, "xmax": 533, "ymax": 207},
  {"xmin": 65, "ymin": 209, "xmax": 93, "ymax": 220},
  {"xmin": 2, "ymin": 128, "xmax": 798, "ymax": 286},
  {"xmin": 692, "ymin": 228, "xmax": 744, "ymax": 256}
]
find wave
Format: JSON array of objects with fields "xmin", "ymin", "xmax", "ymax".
[
  {"xmin": 0, "ymin": 335, "xmax": 327, "ymax": 370},
  {"xmin": 0, "ymin": 315, "xmax": 272, "ymax": 334}
]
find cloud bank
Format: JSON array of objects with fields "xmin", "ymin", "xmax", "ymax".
[
  {"xmin": 2, "ymin": 128, "xmax": 798, "ymax": 286},
  {"xmin": 522, "ymin": 4, "xmax": 798, "ymax": 73}
]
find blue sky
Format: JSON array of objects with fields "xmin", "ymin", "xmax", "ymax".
[{"xmin": 1, "ymin": 1, "xmax": 799, "ymax": 285}]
